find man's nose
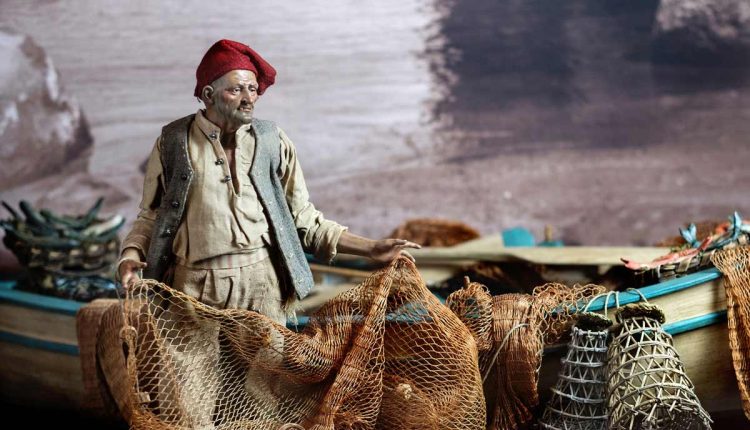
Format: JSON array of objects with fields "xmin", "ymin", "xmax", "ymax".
[{"xmin": 241, "ymin": 88, "xmax": 255, "ymax": 101}]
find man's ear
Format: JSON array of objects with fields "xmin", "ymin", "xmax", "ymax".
[{"xmin": 201, "ymin": 85, "xmax": 215, "ymax": 105}]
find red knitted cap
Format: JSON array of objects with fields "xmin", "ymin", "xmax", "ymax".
[{"xmin": 194, "ymin": 39, "xmax": 276, "ymax": 97}]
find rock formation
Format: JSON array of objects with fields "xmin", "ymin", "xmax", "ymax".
[
  {"xmin": 0, "ymin": 28, "xmax": 93, "ymax": 190},
  {"xmin": 653, "ymin": 0, "xmax": 750, "ymax": 65}
]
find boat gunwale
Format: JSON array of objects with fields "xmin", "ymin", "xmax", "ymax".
[
  {"xmin": 0, "ymin": 280, "xmax": 84, "ymax": 316},
  {"xmin": 0, "ymin": 269, "xmax": 728, "ymax": 356}
]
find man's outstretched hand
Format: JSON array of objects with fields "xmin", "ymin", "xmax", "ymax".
[
  {"xmin": 337, "ymin": 232, "xmax": 421, "ymax": 264},
  {"xmin": 119, "ymin": 259, "xmax": 147, "ymax": 290},
  {"xmin": 369, "ymin": 238, "xmax": 421, "ymax": 263}
]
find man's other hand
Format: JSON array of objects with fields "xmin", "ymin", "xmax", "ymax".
[
  {"xmin": 369, "ymin": 239, "xmax": 421, "ymax": 264},
  {"xmin": 119, "ymin": 259, "xmax": 147, "ymax": 290}
]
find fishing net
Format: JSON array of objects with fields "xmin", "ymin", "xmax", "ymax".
[
  {"xmin": 387, "ymin": 218, "xmax": 480, "ymax": 247},
  {"xmin": 711, "ymin": 245, "xmax": 750, "ymax": 420},
  {"xmin": 446, "ymin": 279, "xmax": 604, "ymax": 430},
  {"xmin": 77, "ymin": 298, "xmax": 123, "ymax": 416},
  {"xmin": 108, "ymin": 256, "xmax": 485, "ymax": 430},
  {"xmin": 606, "ymin": 304, "xmax": 712, "ymax": 430},
  {"xmin": 539, "ymin": 313, "xmax": 612, "ymax": 430}
]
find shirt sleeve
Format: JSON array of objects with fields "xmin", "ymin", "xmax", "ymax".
[
  {"xmin": 120, "ymin": 136, "xmax": 164, "ymax": 262},
  {"xmin": 277, "ymin": 127, "xmax": 348, "ymax": 263}
]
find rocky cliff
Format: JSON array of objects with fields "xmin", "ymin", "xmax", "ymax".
[{"xmin": 0, "ymin": 28, "xmax": 93, "ymax": 190}]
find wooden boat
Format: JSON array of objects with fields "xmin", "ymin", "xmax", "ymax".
[
  {"xmin": 1, "ymin": 240, "xmax": 743, "ymax": 420},
  {"xmin": 0, "ymin": 278, "xmax": 100, "ymax": 411},
  {"xmin": 413, "ymin": 238, "xmax": 743, "ymax": 415}
]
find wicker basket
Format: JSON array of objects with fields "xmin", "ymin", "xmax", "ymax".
[
  {"xmin": 3, "ymin": 227, "xmax": 120, "ymax": 272},
  {"xmin": 607, "ymin": 304, "xmax": 711, "ymax": 430},
  {"xmin": 539, "ymin": 313, "xmax": 612, "ymax": 430}
]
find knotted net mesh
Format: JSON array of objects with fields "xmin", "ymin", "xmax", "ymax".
[
  {"xmin": 446, "ymin": 280, "xmax": 605, "ymax": 430},
  {"xmin": 118, "ymin": 257, "xmax": 486, "ymax": 430},
  {"xmin": 712, "ymin": 245, "xmax": 750, "ymax": 420},
  {"xmin": 94, "ymin": 255, "xmax": 609, "ymax": 430}
]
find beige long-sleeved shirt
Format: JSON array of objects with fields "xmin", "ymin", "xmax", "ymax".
[{"xmin": 120, "ymin": 110, "xmax": 346, "ymax": 269}]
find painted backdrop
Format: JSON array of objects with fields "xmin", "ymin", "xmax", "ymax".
[{"xmin": 1, "ymin": 0, "xmax": 749, "ymax": 252}]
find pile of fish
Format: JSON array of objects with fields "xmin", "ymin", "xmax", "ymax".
[
  {"xmin": 1, "ymin": 198, "xmax": 125, "ymax": 301},
  {"xmin": 1, "ymin": 198, "xmax": 123, "ymax": 252}
]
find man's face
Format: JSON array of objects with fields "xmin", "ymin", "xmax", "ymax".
[{"xmin": 211, "ymin": 69, "xmax": 259, "ymax": 127}]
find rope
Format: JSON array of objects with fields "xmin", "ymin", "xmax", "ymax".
[
  {"xmin": 583, "ymin": 287, "xmax": 651, "ymax": 316},
  {"xmin": 482, "ymin": 322, "xmax": 529, "ymax": 384},
  {"xmin": 625, "ymin": 287, "xmax": 649, "ymax": 304}
]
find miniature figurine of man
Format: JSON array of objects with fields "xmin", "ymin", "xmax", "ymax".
[
  {"xmin": 115, "ymin": 39, "xmax": 420, "ymax": 428},
  {"xmin": 118, "ymin": 39, "xmax": 419, "ymax": 324}
]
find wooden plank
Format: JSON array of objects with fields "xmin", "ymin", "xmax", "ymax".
[
  {"xmin": 674, "ymin": 323, "xmax": 741, "ymax": 412},
  {"xmin": 416, "ymin": 265, "xmax": 464, "ymax": 285},
  {"xmin": 0, "ymin": 302, "xmax": 79, "ymax": 345},
  {"xmin": 309, "ymin": 263, "xmax": 371, "ymax": 280},
  {"xmin": 444, "ymin": 234, "xmax": 506, "ymax": 252},
  {"xmin": 312, "ymin": 261, "xmax": 463, "ymax": 286},
  {"xmin": 644, "ymin": 278, "xmax": 726, "ymax": 324},
  {"xmin": 410, "ymin": 245, "xmax": 670, "ymax": 266},
  {"xmin": 0, "ymin": 331, "xmax": 78, "ymax": 355},
  {"xmin": 584, "ymin": 269, "xmax": 726, "ymax": 324},
  {"xmin": 663, "ymin": 311, "xmax": 727, "ymax": 336}
]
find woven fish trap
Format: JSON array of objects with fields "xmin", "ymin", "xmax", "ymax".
[
  {"xmin": 539, "ymin": 313, "xmax": 612, "ymax": 430},
  {"xmin": 111, "ymin": 256, "xmax": 485, "ymax": 430},
  {"xmin": 711, "ymin": 245, "xmax": 750, "ymax": 419},
  {"xmin": 607, "ymin": 304, "xmax": 712, "ymax": 430},
  {"xmin": 447, "ymin": 280, "xmax": 605, "ymax": 430}
]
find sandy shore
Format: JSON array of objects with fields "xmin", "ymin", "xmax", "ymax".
[{"xmin": 309, "ymin": 138, "xmax": 750, "ymax": 246}]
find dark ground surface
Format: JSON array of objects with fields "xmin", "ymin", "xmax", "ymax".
[
  {"xmin": 1, "ymin": 403, "xmax": 748, "ymax": 429},
  {"xmin": 0, "ymin": 403, "xmax": 127, "ymax": 429}
]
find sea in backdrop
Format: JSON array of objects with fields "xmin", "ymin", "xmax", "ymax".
[{"xmin": 1, "ymin": 0, "xmax": 750, "ymax": 245}]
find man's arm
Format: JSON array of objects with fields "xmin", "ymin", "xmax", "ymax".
[
  {"xmin": 118, "ymin": 137, "xmax": 164, "ymax": 287},
  {"xmin": 277, "ymin": 128, "xmax": 419, "ymax": 264}
]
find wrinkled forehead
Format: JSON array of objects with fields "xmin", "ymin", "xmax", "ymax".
[{"xmin": 216, "ymin": 69, "xmax": 258, "ymax": 87}]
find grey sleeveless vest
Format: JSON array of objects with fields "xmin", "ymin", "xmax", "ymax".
[{"xmin": 143, "ymin": 114, "xmax": 315, "ymax": 300}]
